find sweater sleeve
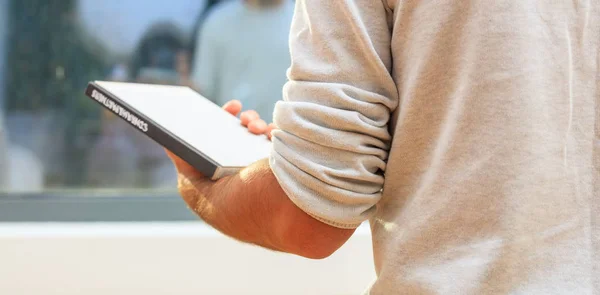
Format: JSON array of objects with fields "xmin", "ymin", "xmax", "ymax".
[{"xmin": 269, "ymin": 0, "xmax": 398, "ymax": 229}]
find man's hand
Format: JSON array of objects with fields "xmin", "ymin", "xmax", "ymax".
[
  {"xmin": 166, "ymin": 99, "xmax": 274, "ymax": 182},
  {"xmin": 166, "ymin": 99, "xmax": 275, "ymax": 199},
  {"xmin": 165, "ymin": 100, "xmax": 356, "ymax": 259},
  {"xmin": 165, "ymin": 99, "xmax": 273, "ymax": 212},
  {"xmin": 235, "ymin": 103, "xmax": 277, "ymax": 140}
]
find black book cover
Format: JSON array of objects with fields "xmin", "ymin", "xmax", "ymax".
[{"xmin": 85, "ymin": 82, "xmax": 220, "ymax": 178}]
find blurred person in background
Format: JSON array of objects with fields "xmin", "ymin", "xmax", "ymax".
[
  {"xmin": 130, "ymin": 22, "xmax": 189, "ymax": 85},
  {"xmin": 191, "ymin": 0, "xmax": 294, "ymax": 122},
  {"xmin": 88, "ymin": 22, "xmax": 190, "ymax": 188},
  {"xmin": 86, "ymin": 61, "xmax": 138, "ymax": 188},
  {"xmin": 187, "ymin": 0, "xmax": 225, "ymax": 76},
  {"xmin": 130, "ymin": 22, "xmax": 191, "ymax": 188}
]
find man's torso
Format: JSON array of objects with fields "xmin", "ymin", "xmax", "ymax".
[{"xmin": 369, "ymin": 1, "xmax": 599, "ymax": 294}]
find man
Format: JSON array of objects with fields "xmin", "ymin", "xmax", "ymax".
[
  {"xmin": 190, "ymin": 0, "xmax": 294, "ymax": 121},
  {"xmin": 169, "ymin": 1, "xmax": 599, "ymax": 294}
]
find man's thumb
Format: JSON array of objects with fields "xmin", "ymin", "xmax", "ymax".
[{"xmin": 165, "ymin": 149, "xmax": 203, "ymax": 177}]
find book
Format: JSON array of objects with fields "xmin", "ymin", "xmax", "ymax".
[{"xmin": 84, "ymin": 81, "xmax": 272, "ymax": 180}]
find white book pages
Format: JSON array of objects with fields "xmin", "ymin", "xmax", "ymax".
[{"xmin": 91, "ymin": 81, "xmax": 272, "ymax": 174}]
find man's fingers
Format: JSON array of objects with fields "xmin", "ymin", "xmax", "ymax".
[
  {"xmin": 240, "ymin": 110, "xmax": 260, "ymax": 126},
  {"xmin": 222, "ymin": 100, "xmax": 242, "ymax": 117},
  {"xmin": 266, "ymin": 123, "xmax": 277, "ymax": 140},
  {"xmin": 248, "ymin": 119, "xmax": 268, "ymax": 135}
]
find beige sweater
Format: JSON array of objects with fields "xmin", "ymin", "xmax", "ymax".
[{"xmin": 269, "ymin": 0, "xmax": 600, "ymax": 294}]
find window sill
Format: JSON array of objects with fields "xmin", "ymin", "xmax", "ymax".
[{"xmin": 0, "ymin": 190, "xmax": 197, "ymax": 222}]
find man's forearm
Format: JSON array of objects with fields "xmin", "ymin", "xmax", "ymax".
[
  {"xmin": 179, "ymin": 158, "xmax": 355, "ymax": 258},
  {"xmin": 185, "ymin": 158, "xmax": 286, "ymax": 251}
]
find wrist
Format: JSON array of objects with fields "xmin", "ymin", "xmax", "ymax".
[{"xmin": 178, "ymin": 175, "xmax": 216, "ymax": 217}]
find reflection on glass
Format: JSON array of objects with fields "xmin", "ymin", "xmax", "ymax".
[{"xmin": 0, "ymin": 0, "xmax": 292, "ymax": 193}]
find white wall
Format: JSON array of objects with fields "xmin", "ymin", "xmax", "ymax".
[{"xmin": 0, "ymin": 222, "xmax": 375, "ymax": 295}]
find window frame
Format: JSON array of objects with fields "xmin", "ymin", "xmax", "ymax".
[
  {"xmin": 0, "ymin": 0, "xmax": 206, "ymax": 223},
  {"xmin": 0, "ymin": 191, "xmax": 199, "ymax": 222},
  {"xmin": 0, "ymin": 0, "xmax": 7, "ymax": 110}
]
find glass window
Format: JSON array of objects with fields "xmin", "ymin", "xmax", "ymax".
[
  {"xmin": 0, "ymin": 0, "xmax": 295, "ymax": 221},
  {"xmin": 0, "ymin": 0, "xmax": 215, "ymax": 220}
]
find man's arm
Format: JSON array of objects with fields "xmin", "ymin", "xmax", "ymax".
[
  {"xmin": 172, "ymin": 0, "xmax": 397, "ymax": 259},
  {"xmin": 170, "ymin": 153, "xmax": 355, "ymax": 259},
  {"xmin": 269, "ymin": 0, "xmax": 398, "ymax": 228}
]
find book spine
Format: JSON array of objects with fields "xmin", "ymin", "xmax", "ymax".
[{"xmin": 84, "ymin": 82, "xmax": 217, "ymax": 178}]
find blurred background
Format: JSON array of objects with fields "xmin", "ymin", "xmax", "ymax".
[
  {"xmin": 0, "ymin": 0, "xmax": 374, "ymax": 294},
  {"xmin": 1, "ymin": 0, "xmax": 293, "ymax": 191}
]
